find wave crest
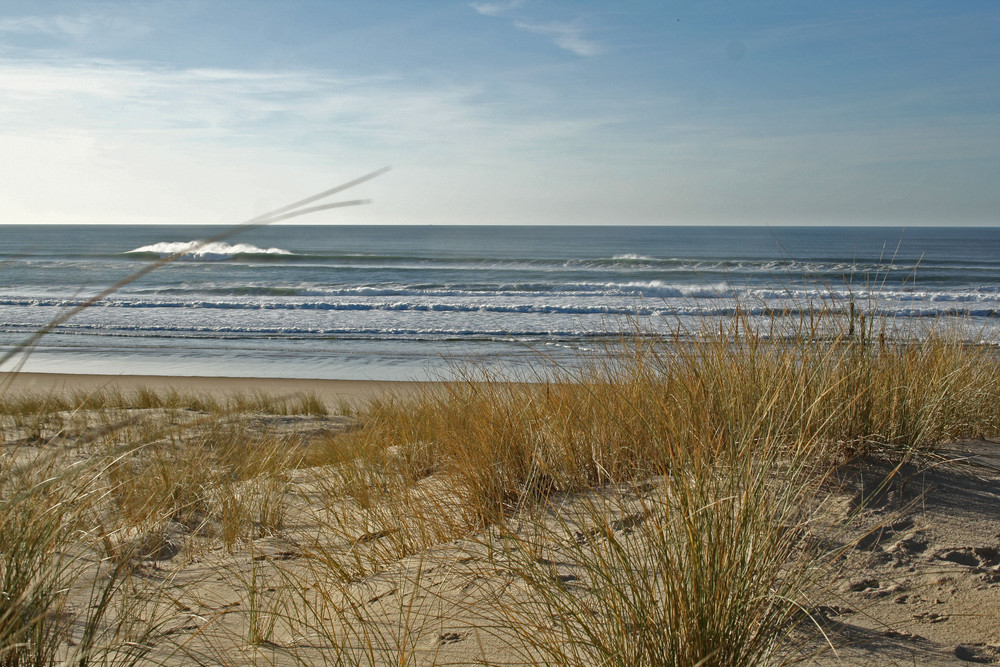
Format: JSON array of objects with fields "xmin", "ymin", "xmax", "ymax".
[{"xmin": 125, "ymin": 241, "xmax": 293, "ymax": 261}]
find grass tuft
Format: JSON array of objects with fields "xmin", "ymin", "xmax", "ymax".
[{"xmin": 2, "ymin": 309, "xmax": 999, "ymax": 664}]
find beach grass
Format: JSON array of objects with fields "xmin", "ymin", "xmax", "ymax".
[{"xmin": 2, "ymin": 311, "xmax": 1000, "ymax": 665}]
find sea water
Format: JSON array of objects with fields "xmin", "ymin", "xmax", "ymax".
[{"xmin": 1, "ymin": 225, "xmax": 999, "ymax": 380}]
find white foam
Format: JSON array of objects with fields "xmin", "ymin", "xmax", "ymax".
[
  {"xmin": 126, "ymin": 241, "xmax": 293, "ymax": 261},
  {"xmin": 612, "ymin": 253, "xmax": 656, "ymax": 261}
]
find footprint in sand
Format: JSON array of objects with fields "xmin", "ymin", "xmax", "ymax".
[
  {"xmin": 429, "ymin": 631, "xmax": 463, "ymax": 647},
  {"xmin": 954, "ymin": 643, "xmax": 1000, "ymax": 663},
  {"xmin": 934, "ymin": 546, "xmax": 1000, "ymax": 583}
]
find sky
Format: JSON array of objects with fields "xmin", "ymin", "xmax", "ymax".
[{"xmin": 0, "ymin": 1, "xmax": 998, "ymax": 226}]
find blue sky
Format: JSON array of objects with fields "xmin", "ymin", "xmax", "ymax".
[{"xmin": 1, "ymin": 1, "xmax": 998, "ymax": 225}]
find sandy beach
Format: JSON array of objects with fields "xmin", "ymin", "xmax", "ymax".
[
  {"xmin": 0, "ymin": 371, "xmax": 427, "ymax": 407},
  {"xmin": 3, "ymin": 362, "xmax": 1000, "ymax": 665}
]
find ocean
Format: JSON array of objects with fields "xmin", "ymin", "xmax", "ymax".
[{"xmin": 2, "ymin": 225, "xmax": 999, "ymax": 381}]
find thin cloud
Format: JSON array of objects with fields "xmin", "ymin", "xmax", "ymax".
[
  {"xmin": 0, "ymin": 57, "xmax": 627, "ymax": 224},
  {"xmin": 470, "ymin": 1, "xmax": 603, "ymax": 57},
  {"xmin": 0, "ymin": 16, "xmax": 55, "ymax": 34},
  {"xmin": 0, "ymin": 58, "xmax": 615, "ymax": 157},
  {"xmin": 513, "ymin": 20, "xmax": 604, "ymax": 57},
  {"xmin": 469, "ymin": 0, "xmax": 526, "ymax": 17},
  {"xmin": 0, "ymin": 13, "xmax": 148, "ymax": 39}
]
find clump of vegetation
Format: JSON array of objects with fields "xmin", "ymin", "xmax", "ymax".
[
  {"xmin": 0, "ymin": 386, "xmax": 333, "ymax": 665},
  {"xmin": 2, "ymin": 310, "xmax": 999, "ymax": 665},
  {"xmin": 0, "ymin": 387, "xmax": 329, "ymax": 418},
  {"xmin": 327, "ymin": 318, "xmax": 999, "ymax": 527}
]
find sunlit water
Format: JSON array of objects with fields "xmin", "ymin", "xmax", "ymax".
[{"xmin": 2, "ymin": 225, "xmax": 999, "ymax": 380}]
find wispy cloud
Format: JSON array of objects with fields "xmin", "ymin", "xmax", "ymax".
[
  {"xmin": 0, "ymin": 55, "xmax": 627, "ymax": 224},
  {"xmin": 0, "ymin": 13, "xmax": 148, "ymax": 39},
  {"xmin": 513, "ymin": 20, "xmax": 603, "ymax": 57},
  {"xmin": 470, "ymin": 2, "xmax": 603, "ymax": 57},
  {"xmin": 0, "ymin": 58, "xmax": 614, "ymax": 160},
  {"xmin": 469, "ymin": 0, "xmax": 526, "ymax": 18},
  {"xmin": 0, "ymin": 16, "xmax": 59, "ymax": 34}
]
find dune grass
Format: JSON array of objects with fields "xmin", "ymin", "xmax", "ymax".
[
  {"xmin": 322, "ymin": 319, "xmax": 1000, "ymax": 527},
  {"xmin": 0, "ymin": 386, "xmax": 335, "ymax": 666},
  {"xmin": 0, "ymin": 387, "xmax": 329, "ymax": 418},
  {"xmin": 295, "ymin": 316, "xmax": 1000, "ymax": 665},
  {"xmin": 1, "ymin": 311, "xmax": 999, "ymax": 665}
]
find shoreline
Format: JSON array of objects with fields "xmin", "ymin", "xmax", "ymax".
[{"xmin": 0, "ymin": 371, "xmax": 428, "ymax": 406}]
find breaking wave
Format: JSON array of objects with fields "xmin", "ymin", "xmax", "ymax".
[{"xmin": 125, "ymin": 241, "xmax": 294, "ymax": 261}]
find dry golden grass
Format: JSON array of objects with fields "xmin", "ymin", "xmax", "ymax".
[
  {"xmin": 322, "ymin": 320, "xmax": 1000, "ymax": 529},
  {"xmin": 2, "ymin": 314, "xmax": 1000, "ymax": 665},
  {"xmin": 0, "ymin": 388, "xmax": 333, "ymax": 665}
]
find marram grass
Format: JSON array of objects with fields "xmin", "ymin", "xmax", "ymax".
[
  {"xmin": 2, "ymin": 314, "xmax": 1000, "ymax": 665},
  {"xmin": 330, "ymin": 321, "xmax": 1000, "ymax": 526}
]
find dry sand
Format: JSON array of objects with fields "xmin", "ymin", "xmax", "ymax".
[
  {"xmin": 0, "ymin": 371, "xmax": 427, "ymax": 407},
  {"xmin": 3, "ymin": 372, "xmax": 1000, "ymax": 664},
  {"xmin": 803, "ymin": 442, "xmax": 1000, "ymax": 665}
]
